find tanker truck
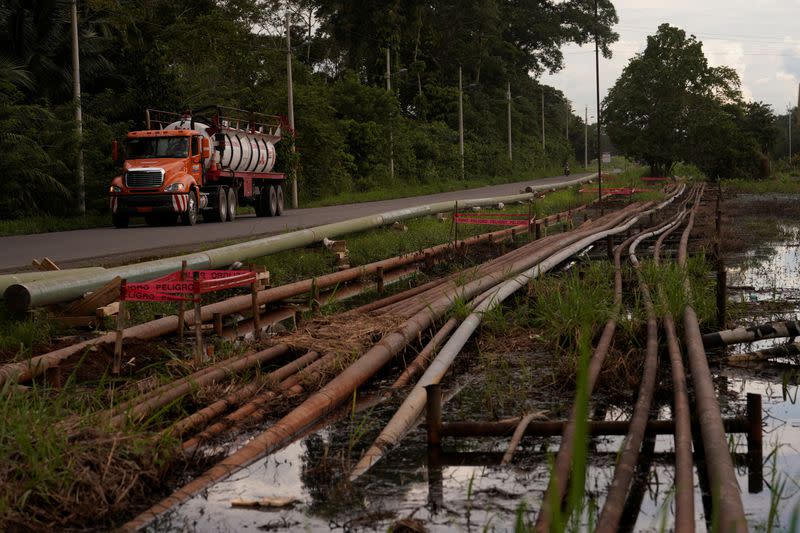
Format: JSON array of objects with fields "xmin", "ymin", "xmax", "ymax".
[{"xmin": 108, "ymin": 106, "xmax": 286, "ymax": 227}]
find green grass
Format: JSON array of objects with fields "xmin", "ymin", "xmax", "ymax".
[
  {"xmin": 0, "ymin": 374, "xmax": 179, "ymax": 529},
  {"xmin": 722, "ymin": 176, "xmax": 800, "ymax": 194},
  {"xmin": 527, "ymin": 262, "xmax": 615, "ymax": 355},
  {"xmin": 0, "ymin": 213, "xmax": 111, "ymax": 237},
  {"xmin": 0, "ymin": 307, "xmax": 59, "ymax": 360}
]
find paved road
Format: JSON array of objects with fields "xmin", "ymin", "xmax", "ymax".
[{"xmin": 0, "ymin": 174, "xmax": 591, "ymax": 272}]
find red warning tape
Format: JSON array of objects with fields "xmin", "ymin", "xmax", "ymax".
[
  {"xmin": 454, "ymin": 213, "xmax": 530, "ymax": 226},
  {"xmin": 121, "ymin": 270, "xmax": 256, "ymax": 302},
  {"xmin": 578, "ymin": 187, "xmax": 648, "ymax": 196}
]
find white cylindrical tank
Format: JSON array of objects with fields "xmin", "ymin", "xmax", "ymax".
[
  {"xmin": 219, "ymin": 130, "xmax": 277, "ymax": 173},
  {"xmin": 164, "ymin": 118, "xmax": 278, "ymax": 174}
]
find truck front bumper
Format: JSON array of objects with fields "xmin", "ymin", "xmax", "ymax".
[{"xmin": 110, "ymin": 194, "xmax": 190, "ymax": 214}]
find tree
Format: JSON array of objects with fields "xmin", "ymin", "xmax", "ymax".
[{"xmin": 603, "ymin": 24, "xmax": 743, "ymax": 177}]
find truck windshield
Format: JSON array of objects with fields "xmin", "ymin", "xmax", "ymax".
[{"xmin": 126, "ymin": 137, "xmax": 189, "ymax": 159}]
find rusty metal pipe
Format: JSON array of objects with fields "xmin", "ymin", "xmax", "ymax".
[
  {"xmin": 123, "ymin": 204, "xmax": 639, "ymax": 530},
  {"xmin": 596, "ymin": 216, "xmax": 679, "ymax": 533},
  {"xmin": 168, "ymin": 350, "xmax": 320, "ymax": 438},
  {"xmin": 680, "ymin": 185, "xmax": 747, "ymax": 532},
  {"xmin": 654, "ymin": 198, "xmax": 696, "ymax": 533},
  {"xmin": 535, "ymin": 187, "xmax": 688, "ymax": 532},
  {"xmin": 107, "ymin": 344, "xmax": 290, "ymax": 428},
  {"xmin": 392, "ymin": 317, "xmax": 459, "ymax": 389},
  {"xmin": 350, "ymin": 201, "xmax": 674, "ymax": 482}
]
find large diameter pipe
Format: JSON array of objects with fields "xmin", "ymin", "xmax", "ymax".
[
  {"xmin": 4, "ymin": 175, "xmax": 595, "ymax": 312},
  {"xmin": 0, "ymin": 267, "xmax": 105, "ymax": 297}
]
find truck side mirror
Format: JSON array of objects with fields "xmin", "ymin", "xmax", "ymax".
[
  {"xmin": 202, "ymin": 137, "xmax": 210, "ymax": 159},
  {"xmin": 112, "ymin": 140, "xmax": 119, "ymax": 163}
]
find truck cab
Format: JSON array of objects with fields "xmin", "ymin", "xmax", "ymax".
[{"xmin": 109, "ymin": 129, "xmax": 209, "ymax": 227}]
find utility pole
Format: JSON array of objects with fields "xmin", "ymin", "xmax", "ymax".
[
  {"xmin": 387, "ymin": 47, "xmax": 394, "ymax": 181},
  {"xmin": 789, "ymin": 106, "xmax": 793, "ymax": 161},
  {"xmin": 286, "ymin": 11, "xmax": 298, "ymax": 209},
  {"xmin": 566, "ymin": 104, "xmax": 569, "ymax": 139},
  {"xmin": 594, "ymin": 0, "xmax": 602, "ymax": 208},
  {"xmin": 584, "ymin": 106, "xmax": 588, "ymax": 169},
  {"xmin": 458, "ymin": 65, "xmax": 464, "ymax": 179},
  {"xmin": 70, "ymin": 0, "xmax": 85, "ymax": 214},
  {"xmin": 507, "ymin": 81, "xmax": 512, "ymax": 161},
  {"xmin": 541, "ymin": 89, "xmax": 545, "ymax": 153}
]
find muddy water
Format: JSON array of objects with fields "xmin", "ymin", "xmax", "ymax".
[{"xmin": 151, "ymin": 225, "xmax": 800, "ymax": 532}]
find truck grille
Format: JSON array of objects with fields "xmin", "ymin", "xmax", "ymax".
[{"xmin": 125, "ymin": 169, "xmax": 164, "ymax": 188}]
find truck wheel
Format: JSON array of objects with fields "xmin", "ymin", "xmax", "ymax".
[
  {"xmin": 112, "ymin": 213, "xmax": 129, "ymax": 228},
  {"xmin": 254, "ymin": 191, "xmax": 266, "ymax": 217},
  {"xmin": 275, "ymin": 186, "xmax": 284, "ymax": 216},
  {"xmin": 267, "ymin": 185, "xmax": 278, "ymax": 217},
  {"xmin": 204, "ymin": 187, "xmax": 227, "ymax": 222},
  {"xmin": 217, "ymin": 187, "xmax": 228, "ymax": 222},
  {"xmin": 226, "ymin": 187, "xmax": 237, "ymax": 222},
  {"xmin": 181, "ymin": 191, "xmax": 198, "ymax": 226}
]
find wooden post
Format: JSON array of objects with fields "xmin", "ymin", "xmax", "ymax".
[
  {"xmin": 311, "ymin": 278, "xmax": 320, "ymax": 313},
  {"xmin": 425, "ymin": 383, "xmax": 442, "ymax": 447},
  {"xmin": 193, "ymin": 272, "xmax": 204, "ymax": 364},
  {"xmin": 527, "ymin": 201, "xmax": 533, "ymax": 239},
  {"xmin": 453, "ymin": 201, "xmax": 459, "ymax": 246},
  {"xmin": 606, "ymin": 235, "xmax": 614, "ymax": 260},
  {"xmin": 424, "ymin": 252, "xmax": 434, "ymax": 269},
  {"xmin": 746, "ymin": 393, "xmax": 763, "ymax": 493},
  {"xmin": 715, "ymin": 241, "xmax": 727, "ymax": 331},
  {"xmin": 535, "ymin": 220, "xmax": 541, "ymax": 240},
  {"xmin": 716, "ymin": 182, "xmax": 722, "ymax": 238},
  {"xmin": 213, "ymin": 313, "xmax": 223, "ymax": 337},
  {"xmin": 376, "ymin": 266, "xmax": 385, "ymax": 295},
  {"xmin": 45, "ymin": 366, "xmax": 63, "ymax": 388},
  {"xmin": 251, "ymin": 269, "xmax": 261, "ymax": 341},
  {"xmin": 178, "ymin": 260, "xmax": 187, "ymax": 344},
  {"xmin": 113, "ymin": 280, "xmax": 127, "ymax": 375}
]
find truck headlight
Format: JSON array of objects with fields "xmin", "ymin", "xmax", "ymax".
[
  {"xmin": 164, "ymin": 183, "xmax": 185, "ymax": 192},
  {"xmin": 109, "ymin": 185, "xmax": 122, "ymax": 193}
]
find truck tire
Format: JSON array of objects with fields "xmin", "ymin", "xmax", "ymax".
[
  {"xmin": 181, "ymin": 191, "xmax": 198, "ymax": 226},
  {"xmin": 204, "ymin": 187, "xmax": 227, "ymax": 222},
  {"xmin": 254, "ymin": 190, "xmax": 266, "ymax": 217},
  {"xmin": 267, "ymin": 185, "xmax": 278, "ymax": 217},
  {"xmin": 226, "ymin": 187, "xmax": 237, "ymax": 222},
  {"xmin": 112, "ymin": 213, "xmax": 129, "ymax": 228},
  {"xmin": 275, "ymin": 185, "xmax": 284, "ymax": 216}
]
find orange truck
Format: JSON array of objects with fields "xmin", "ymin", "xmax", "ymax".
[{"xmin": 108, "ymin": 106, "xmax": 286, "ymax": 227}]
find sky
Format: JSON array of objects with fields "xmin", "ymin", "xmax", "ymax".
[{"xmin": 540, "ymin": 0, "xmax": 800, "ymax": 120}]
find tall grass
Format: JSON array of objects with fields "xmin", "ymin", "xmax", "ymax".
[{"xmin": 0, "ymin": 374, "xmax": 178, "ymax": 529}]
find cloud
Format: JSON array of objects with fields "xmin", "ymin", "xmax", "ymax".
[
  {"xmin": 703, "ymin": 40, "xmax": 746, "ymax": 74},
  {"xmin": 780, "ymin": 39, "xmax": 800, "ymax": 80}
]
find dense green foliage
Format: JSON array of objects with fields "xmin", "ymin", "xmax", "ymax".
[
  {"xmin": 603, "ymin": 24, "xmax": 778, "ymax": 180},
  {"xmin": 0, "ymin": 0, "xmax": 622, "ymax": 220}
]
